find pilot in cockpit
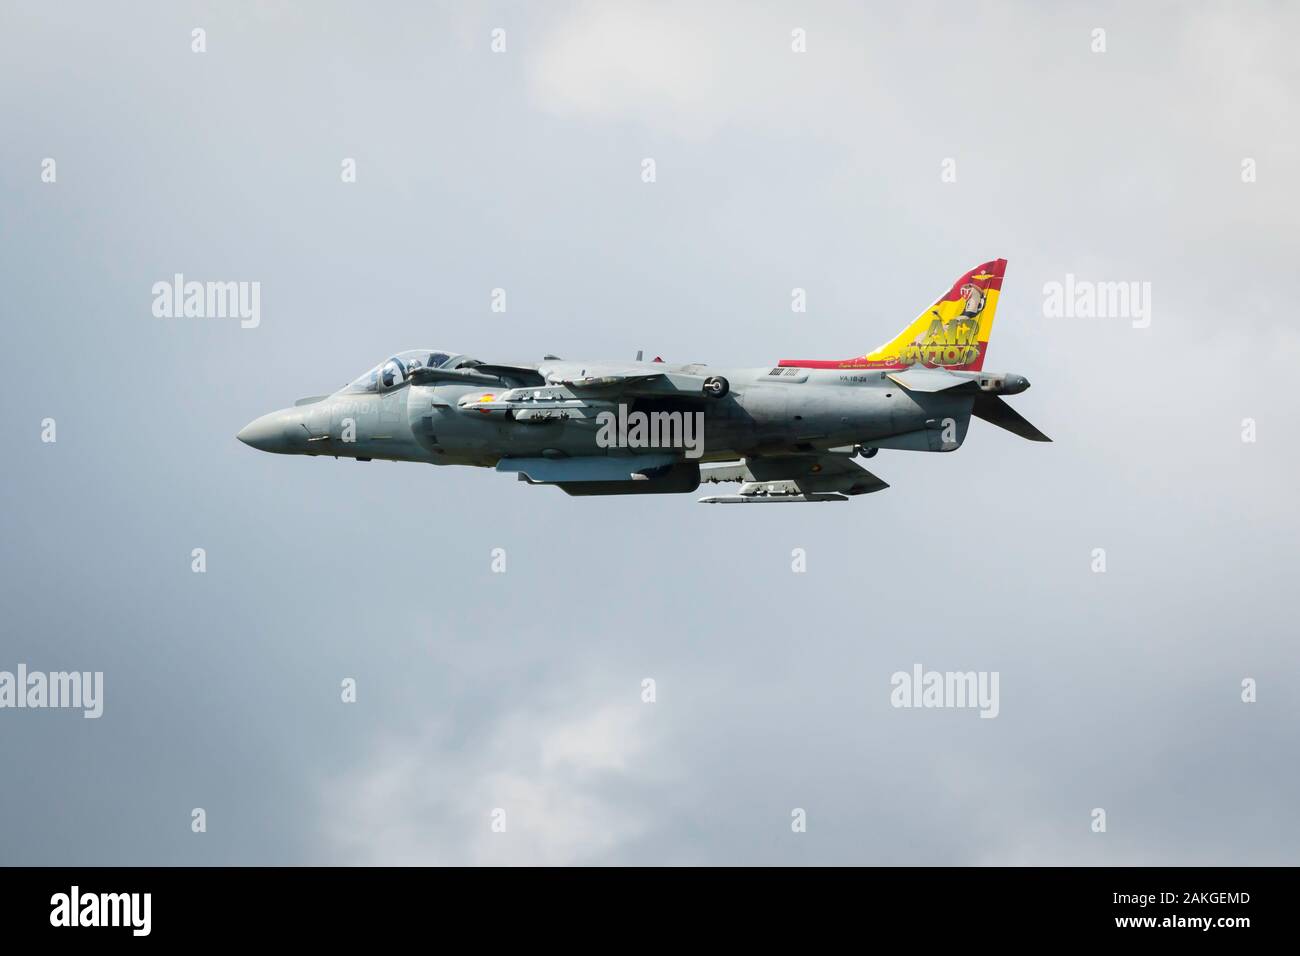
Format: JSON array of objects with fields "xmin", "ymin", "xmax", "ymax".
[{"xmin": 339, "ymin": 350, "xmax": 458, "ymax": 394}]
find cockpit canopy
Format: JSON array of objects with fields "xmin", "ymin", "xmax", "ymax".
[{"xmin": 338, "ymin": 349, "xmax": 464, "ymax": 394}]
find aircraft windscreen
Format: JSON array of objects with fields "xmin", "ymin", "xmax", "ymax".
[{"xmin": 340, "ymin": 350, "xmax": 457, "ymax": 393}]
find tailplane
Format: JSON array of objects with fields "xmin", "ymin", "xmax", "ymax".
[{"xmin": 972, "ymin": 393, "xmax": 1051, "ymax": 442}]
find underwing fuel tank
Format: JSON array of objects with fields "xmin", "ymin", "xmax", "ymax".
[
  {"xmin": 455, "ymin": 386, "xmax": 600, "ymax": 422},
  {"xmin": 698, "ymin": 493, "xmax": 847, "ymax": 503},
  {"xmin": 697, "ymin": 479, "xmax": 848, "ymax": 503}
]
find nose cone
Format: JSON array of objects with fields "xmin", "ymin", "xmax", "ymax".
[{"xmin": 237, "ymin": 409, "xmax": 296, "ymax": 453}]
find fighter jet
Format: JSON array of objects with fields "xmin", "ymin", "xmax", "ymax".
[{"xmin": 237, "ymin": 258, "xmax": 1048, "ymax": 503}]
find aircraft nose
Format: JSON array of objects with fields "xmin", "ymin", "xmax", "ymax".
[{"xmin": 237, "ymin": 409, "xmax": 295, "ymax": 453}]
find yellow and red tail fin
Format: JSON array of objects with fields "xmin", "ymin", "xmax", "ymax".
[{"xmin": 780, "ymin": 258, "xmax": 1007, "ymax": 372}]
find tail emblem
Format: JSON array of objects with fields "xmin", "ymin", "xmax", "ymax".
[{"xmin": 780, "ymin": 258, "xmax": 1007, "ymax": 372}]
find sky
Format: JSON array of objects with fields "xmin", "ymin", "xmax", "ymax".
[{"xmin": 1, "ymin": 0, "xmax": 1297, "ymax": 865}]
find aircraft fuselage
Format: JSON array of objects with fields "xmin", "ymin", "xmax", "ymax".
[{"xmin": 236, "ymin": 359, "xmax": 1019, "ymax": 466}]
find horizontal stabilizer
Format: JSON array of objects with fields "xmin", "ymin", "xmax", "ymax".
[
  {"xmin": 885, "ymin": 368, "xmax": 976, "ymax": 393},
  {"xmin": 971, "ymin": 394, "xmax": 1051, "ymax": 442}
]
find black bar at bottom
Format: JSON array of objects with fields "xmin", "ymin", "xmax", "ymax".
[{"xmin": 0, "ymin": 866, "xmax": 1278, "ymax": 941}]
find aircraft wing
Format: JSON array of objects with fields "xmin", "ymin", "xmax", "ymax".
[
  {"xmin": 698, "ymin": 453, "xmax": 888, "ymax": 503},
  {"xmin": 555, "ymin": 369, "xmax": 730, "ymax": 401},
  {"xmin": 496, "ymin": 454, "xmax": 701, "ymax": 496},
  {"xmin": 407, "ymin": 364, "xmax": 544, "ymax": 387},
  {"xmin": 560, "ymin": 372, "xmax": 667, "ymax": 392}
]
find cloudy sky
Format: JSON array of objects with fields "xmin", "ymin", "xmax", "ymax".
[{"xmin": 1, "ymin": 0, "xmax": 1297, "ymax": 865}]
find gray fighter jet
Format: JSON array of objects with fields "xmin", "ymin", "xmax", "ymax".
[{"xmin": 237, "ymin": 258, "xmax": 1048, "ymax": 503}]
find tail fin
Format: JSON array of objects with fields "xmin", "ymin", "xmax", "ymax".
[{"xmin": 780, "ymin": 258, "xmax": 1007, "ymax": 372}]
